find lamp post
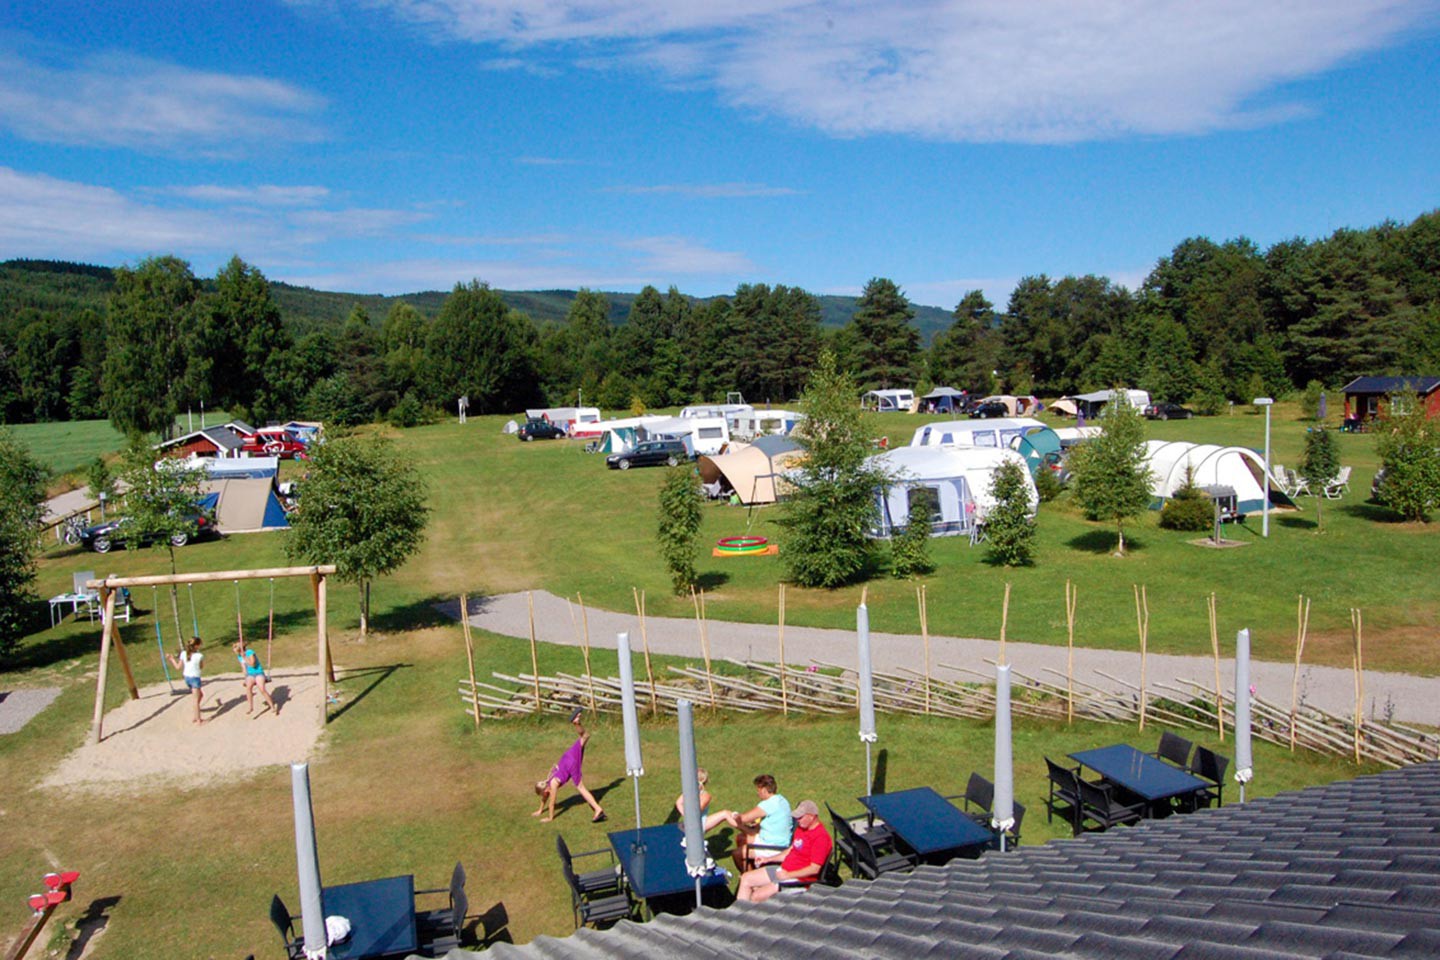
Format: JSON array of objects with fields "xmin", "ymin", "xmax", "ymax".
[{"xmin": 1254, "ymin": 397, "xmax": 1274, "ymax": 537}]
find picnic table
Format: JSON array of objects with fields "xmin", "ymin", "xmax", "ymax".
[{"xmin": 860, "ymin": 786, "xmax": 993, "ymax": 864}]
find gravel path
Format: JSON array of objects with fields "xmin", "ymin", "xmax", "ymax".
[{"xmin": 460, "ymin": 590, "xmax": 1440, "ymax": 726}]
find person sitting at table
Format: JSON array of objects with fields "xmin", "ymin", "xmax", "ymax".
[
  {"xmin": 734, "ymin": 800, "xmax": 832, "ymax": 903},
  {"xmin": 674, "ymin": 767, "xmax": 730, "ymax": 833},
  {"xmin": 533, "ymin": 709, "xmax": 606, "ymax": 823},
  {"xmin": 725, "ymin": 773, "xmax": 791, "ymax": 871}
]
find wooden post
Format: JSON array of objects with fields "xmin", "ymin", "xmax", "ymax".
[
  {"xmin": 778, "ymin": 583, "xmax": 789, "ymax": 717},
  {"xmin": 102, "ymin": 587, "xmax": 139, "ymax": 699},
  {"xmin": 1351, "ymin": 607, "xmax": 1364, "ymax": 763},
  {"xmin": 1065, "ymin": 580, "xmax": 1076, "ymax": 725},
  {"xmin": 1289, "ymin": 594, "xmax": 1310, "ymax": 751},
  {"xmin": 633, "ymin": 588, "xmax": 657, "ymax": 715},
  {"xmin": 461, "ymin": 593, "xmax": 480, "ymax": 730},
  {"xmin": 999, "ymin": 582, "xmax": 1010, "ymax": 666},
  {"xmin": 918, "ymin": 584, "xmax": 931, "ymax": 716},
  {"xmin": 700, "ymin": 590, "xmax": 715, "ymax": 708},
  {"xmin": 316, "ymin": 572, "xmax": 329, "ymax": 725},
  {"xmin": 528, "ymin": 591, "xmax": 541, "ymax": 714},
  {"xmin": 90, "ymin": 596, "xmax": 116, "ymax": 744},
  {"xmin": 577, "ymin": 594, "xmax": 596, "ymax": 713},
  {"xmin": 1208, "ymin": 592, "xmax": 1223, "ymax": 741},
  {"xmin": 1135, "ymin": 584, "xmax": 1149, "ymax": 733}
]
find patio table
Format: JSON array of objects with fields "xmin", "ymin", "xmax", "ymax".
[
  {"xmin": 323, "ymin": 874, "xmax": 417, "ymax": 959},
  {"xmin": 1070, "ymin": 744, "xmax": 1208, "ymax": 814},
  {"xmin": 860, "ymin": 786, "xmax": 993, "ymax": 863},
  {"xmin": 609, "ymin": 824, "xmax": 728, "ymax": 916}
]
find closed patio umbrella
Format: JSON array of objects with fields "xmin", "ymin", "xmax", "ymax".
[
  {"xmin": 1234, "ymin": 628, "xmax": 1254, "ymax": 802},
  {"xmin": 857, "ymin": 601, "xmax": 877, "ymax": 796},
  {"xmin": 1318, "ymin": 392, "xmax": 1328, "ymax": 421},
  {"xmin": 617, "ymin": 632, "xmax": 645, "ymax": 830},
  {"xmin": 290, "ymin": 762, "xmax": 326, "ymax": 959},
  {"xmin": 992, "ymin": 662, "xmax": 1015, "ymax": 851},
  {"xmin": 678, "ymin": 700, "xmax": 710, "ymax": 908}
]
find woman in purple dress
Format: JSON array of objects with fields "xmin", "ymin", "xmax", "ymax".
[{"xmin": 533, "ymin": 709, "xmax": 606, "ymax": 823}]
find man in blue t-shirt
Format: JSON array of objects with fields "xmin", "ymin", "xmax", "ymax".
[{"xmin": 727, "ymin": 773, "xmax": 792, "ymax": 871}]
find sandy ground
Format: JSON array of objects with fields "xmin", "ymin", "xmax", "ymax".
[{"xmin": 42, "ymin": 668, "xmax": 326, "ymax": 793}]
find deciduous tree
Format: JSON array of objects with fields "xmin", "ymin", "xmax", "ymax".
[
  {"xmin": 0, "ymin": 430, "xmax": 46, "ymax": 656},
  {"xmin": 1067, "ymin": 396, "xmax": 1153, "ymax": 556},
  {"xmin": 1374, "ymin": 393, "xmax": 1440, "ymax": 522}
]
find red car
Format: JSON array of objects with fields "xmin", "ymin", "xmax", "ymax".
[{"xmin": 241, "ymin": 428, "xmax": 308, "ymax": 459}]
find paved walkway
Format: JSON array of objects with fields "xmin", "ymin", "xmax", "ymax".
[{"xmin": 460, "ymin": 591, "xmax": 1440, "ymax": 726}]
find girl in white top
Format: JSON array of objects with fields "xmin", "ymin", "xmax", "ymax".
[{"xmin": 166, "ymin": 637, "xmax": 206, "ymax": 725}]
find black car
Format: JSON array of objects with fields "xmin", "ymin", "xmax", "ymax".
[
  {"xmin": 518, "ymin": 417, "xmax": 566, "ymax": 441},
  {"xmin": 606, "ymin": 440, "xmax": 689, "ymax": 470},
  {"xmin": 970, "ymin": 400, "xmax": 1009, "ymax": 419},
  {"xmin": 80, "ymin": 512, "xmax": 216, "ymax": 553},
  {"xmin": 1144, "ymin": 402, "xmax": 1194, "ymax": 420}
]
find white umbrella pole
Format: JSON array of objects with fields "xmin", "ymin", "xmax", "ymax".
[
  {"xmin": 291, "ymin": 762, "xmax": 326, "ymax": 959},
  {"xmin": 992, "ymin": 664, "xmax": 1015, "ymax": 852},
  {"xmin": 858, "ymin": 602, "xmax": 877, "ymax": 796},
  {"xmin": 617, "ymin": 632, "xmax": 645, "ymax": 830},
  {"xmin": 1234, "ymin": 628, "xmax": 1254, "ymax": 803}
]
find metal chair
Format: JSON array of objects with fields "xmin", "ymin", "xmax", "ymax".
[
  {"xmin": 1077, "ymin": 778, "xmax": 1146, "ymax": 832},
  {"xmin": 268, "ymin": 894, "xmax": 304, "ymax": 960},
  {"xmin": 1044, "ymin": 757, "xmax": 1084, "ymax": 837},
  {"xmin": 556, "ymin": 834, "xmax": 631, "ymax": 929},
  {"xmin": 1153, "ymin": 731, "xmax": 1194, "ymax": 769},
  {"xmin": 414, "ymin": 861, "xmax": 466, "ymax": 956},
  {"xmin": 985, "ymin": 800, "xmax": 1025, "ymax": 850},
  {"xmin": 958, "ymin": 772, "xmax": 994, "ymax": 823},
  {"xmin": 826, "ymin": 803, "xmax": 914, "ymax": 881},
  {"xmin": 1180, "ymin": 746, "xmax": 1230, "ymax": 811}
]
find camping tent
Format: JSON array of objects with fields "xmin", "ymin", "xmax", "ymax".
[
  {"xmin": 1062, "ymin": 388, "xmax": 1150, "ymax": 419},
  {"xmin": 1143, "ymin": 440, "xmax": 1294, "ymax": 514},
  {"xmin": 196, "ymin": 457, "xmax": 291, "ymax": 531},
  {"xmin": 696, "ymin": 436, "xmax": 802, "ymax": 505},
  {"xmin": 975, "ymin": 395, "xmax": 1040, "ymax": 416},
  {"xmin": 920, "ymin": 387, "xmax": 968, "ymax": 413},
  {"xmin": 870, "ymin": 446, "xmax": 1037, "ymax": 537},
  {"xmin": 1049, "ymin": 398, "xmax": 1079, "ymax": 417}
]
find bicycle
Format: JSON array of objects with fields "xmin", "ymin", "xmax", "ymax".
[{"xmin": 60, "ymin": 515, "xmax": 86, "ymax": 546}]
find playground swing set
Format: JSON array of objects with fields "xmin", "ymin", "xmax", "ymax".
[{"xmin": 86, "ymin": 565, "xmax": 338, "ymax": 744}]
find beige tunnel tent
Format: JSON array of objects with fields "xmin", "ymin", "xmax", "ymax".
[{"xmin": 697, "ymin": 436, "xmax": 804, "ymax": 505}]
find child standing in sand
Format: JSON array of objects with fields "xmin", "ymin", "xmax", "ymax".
[
  {"xmin": 167, "ymin": 637, "xmax": 206, "ymax": 725},
  {"xmin": 533, "ymin": 709, "xmax": 606, "ymax": 823},
  {"xmin": 233, "ymin": 638, "xmax": 277, "ymax": 717}
]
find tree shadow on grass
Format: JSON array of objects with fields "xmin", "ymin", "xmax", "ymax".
[
  {"xmin": 369, "ymin": 594, "xmax": 465, "ymax": 633},
  {"xmin": 329, "ymin": 663, "xmax": 409, "ymax": 721},
  {"xmin": 1277, "ymin": 515, "xmax": 1318, "ymax": 531},
  {"xmin": 1341, "ymin": 501, "xmax": 1405, "ymax": 524},
  {"xmin": 10, "ymin": 628, "xmax": 101, "ymax": 672},
  {"xmin": 1065, "ymin": 530, "xmax": 1146, "ymax": 555},
  {"xmin": 695, "ymin": 571, "xmax": 730, "ymax": 591}
]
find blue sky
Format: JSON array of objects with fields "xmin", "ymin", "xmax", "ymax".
[{"xmin": 2, "ymin": 1, "xmax": 1439, "ymax": 310}]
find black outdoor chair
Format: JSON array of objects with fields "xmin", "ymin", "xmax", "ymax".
[
  {"xmin": 1078, "ymin": 777, "xmax": 1146, "ymax": 832},
  {"xmin": 1044, "ymin": 757, "xmax": 1084, "ymax": 837},
  {"xmin": 1154, "ymin": 731, "xmax": 1195, "ymax": 769},
  {"xmin": 268, "ymin": 894, "xmax": 304, "ymax": 960},
  {"xmin": 826, "ymin": 803, "xmax": 915, "ymax": 881},
  {"xmin": 414, "ymin": 861, "xmax": 467, "ymax": 956},
  {"xmin": 1179, "ymin": 746, "xmax": 1230, "ymax": 811},
  {"xmin": 556, "ymin": 834, "xmax": 631, "ymax": 929},
  {"xmin": 947, "ymin": 772, "xmax": 994, "ymax": 824}
]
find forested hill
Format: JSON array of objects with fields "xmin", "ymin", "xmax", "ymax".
[{"xmin": 0, "ymin": 260, "xmax": 952, "ymax": 340}]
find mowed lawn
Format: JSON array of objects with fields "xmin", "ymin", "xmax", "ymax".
[{"xmin": 0, "ymin": 404, "xmax": 1431, "ymax": 956}]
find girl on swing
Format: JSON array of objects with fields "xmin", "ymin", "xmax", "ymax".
[
  {"xmin": 233, "ymin": 637, "xmax": 277, "ymax": 717},
  {"xmin": 167, "ymin": 637, "xmax": 207, "ymax": 725}
]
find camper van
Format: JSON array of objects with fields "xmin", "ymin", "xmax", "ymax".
[
  {"xmin": 862, "ymin": 389, "xmax": 916, "ymax": 413},
  {"xmin": 909, "ymin": 418, "xmax": 1048, "ymax": 451}
]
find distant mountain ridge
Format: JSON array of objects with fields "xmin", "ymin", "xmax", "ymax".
[{"xmin": 0, "ymin": 259, "xmax": 955, "ymax": 341}]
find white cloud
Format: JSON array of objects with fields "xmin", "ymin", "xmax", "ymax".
[
  {"xmin": 606, "ymin": 182, "xmax": 801, "ymax": 197},
  {"xmin": 343, "ymin": 0, "xmax": 1432, "ymax": 142},
  {"xmin": 0, "ymin": 49, "xmax": 325, "ymax": 153},
  {"xmin": 618, "ymin": 235, "xmax": 756, "ymax": 276},
  {"xmin": 157, "ymin": 184, "xmax": 332, "ymax": 206}
]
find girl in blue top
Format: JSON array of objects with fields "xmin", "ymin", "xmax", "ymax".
[{"xmin": 233, "ymin": 638, "xmax": 277, "ymax": 717}]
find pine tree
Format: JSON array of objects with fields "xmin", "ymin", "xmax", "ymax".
[
  {"xmin": 890, "ymin": 495, "xmax": 934, "ymax": 578},
  {"xmin": 851, "ymin": 278, "xmax": 920, "ymax": 389},
  {"xmin": 984, "ymin": 459, "xmax": 1037, "ymax": 566},
  {"xmin": 1300, "ymin": 427, "xmax": 1340, "ymax": 531}
]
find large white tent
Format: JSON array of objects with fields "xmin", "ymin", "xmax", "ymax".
[
  {"xmin": 1144, "ymin": 440, "xmax": 1295, "ymax": 514},
  {"xmin": 870, "ymin": 446, "xmax": 1037, "ymax": 537}
]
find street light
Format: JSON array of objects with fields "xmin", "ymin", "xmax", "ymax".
[{"xmin": 1254, "ymin": 397, "xmax": 1274, "ymax": 537}]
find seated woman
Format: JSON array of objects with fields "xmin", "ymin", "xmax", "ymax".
[
  {"xmin": 674, "ymin": 768, "xmax": 731, "ymax": 833},
  {"xmin": 726, "ymin": 773, "xmax": 792, "ymax": 872}
]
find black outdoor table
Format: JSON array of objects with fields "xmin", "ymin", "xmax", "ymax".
[
  {"xmin": 860, "ymin": 786, "xmax": 994, "ymax": 863},
  {"xmin": 1070, "ymin": 744, "xmax": 1209, "ymax": 814},
  {"xmin": 609, "ymin": 824, "xmax": 729, "ymax": 916},
  {"xmin": 322, "ymin": 874, "xmax": 418, "ymax": 959}
]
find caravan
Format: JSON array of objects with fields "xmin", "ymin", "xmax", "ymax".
[
  {"xmin": 862, "ymin": 389, "xmax": 916, "ymax": 413},
  {"xmin": 637, "ymin": 416, "xmax": 730, "ymax": 456},
  {"xmin": 871, "ymin": 446, "xmax": 1037, "ymax": 537}
]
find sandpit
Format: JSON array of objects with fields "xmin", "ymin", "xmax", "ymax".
[{"xmin": 43, "ymin": 668, "xmax": 327, "ymax": 793}]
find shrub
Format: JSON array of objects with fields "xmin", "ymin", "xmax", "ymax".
[
  {"xmin": 1159, "ymin": 465, "xmax": 1213, "ymax": 532},
  {"xmin": 1299, "ymin": 380, "xmax": 1325, "ymax": 421},
  {"xmin": 1033, "ymin": 465, "xmax": 1064, "ymax": 503},
  {"xmin": 656, "ymin": 465, "xmax": 702, "ymax": 594},
  {"xmin": 1375, "ymin": 394, "xmax": 1440, "ymax": 522},
  {"xmin": 890, "ymin": 496, "xmax": 934, "ymax": 579},
  {"xmin": 388, "ymin": 392, "xmax": 425, "ymax": 428},
  {"xmin": 985, "ymin": 460, "xmax": 1036, "ymax": 567}
]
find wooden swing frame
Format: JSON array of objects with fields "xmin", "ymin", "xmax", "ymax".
[{"xmin": 85, "ymin": 565, "xmax": 338, "ymax": 744}]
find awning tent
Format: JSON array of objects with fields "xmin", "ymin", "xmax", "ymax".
[
  {"xmin": 696, "ymin": 437, "xmax": 802, "ymax": 505},
  {"xmin": 920, "ymin": 387, "xmax": 967, "ymax": 413},
  {"xmin": 1143, "ymin": 440, "xmax": 1295, "ymax": 514},
  {"xmin": 870, "ymin": 446, "xmax": 1037, "ymax": 537}
]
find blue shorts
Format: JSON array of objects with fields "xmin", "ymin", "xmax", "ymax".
[{"xmin": 185, "ymin": 676, "xmax": 203, "ymax": 690}]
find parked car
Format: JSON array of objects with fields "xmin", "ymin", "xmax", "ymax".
[
  {"xmin": 1144, "ymin": 402, "xmax": 1194, "ymax": 420},
  {"xmin": 606, "ymin": 440, "xmax": 689, "ymax": 470},
  {"xmin": 970, "ymin": 400, "xmax": 1009, "ymax": 419},
  {"xmin": 518, "ymin": 417, "xmax": 566, "ymax": 441},
  {"xmin": 240, "ymin": 428, "xmax": 308, "ymax": 458},
  {"xmin": 79, "ymin": 511, "xmax": 217, "ymax": 553}
]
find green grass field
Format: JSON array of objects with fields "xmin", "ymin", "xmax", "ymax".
[
  {"xmin": 0, "ymin": 404, "xmax": 1430, "ymax": 956},
  {"xmin": 7, "ymin": 418, "xmax": 126, "ymax": 480}
]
